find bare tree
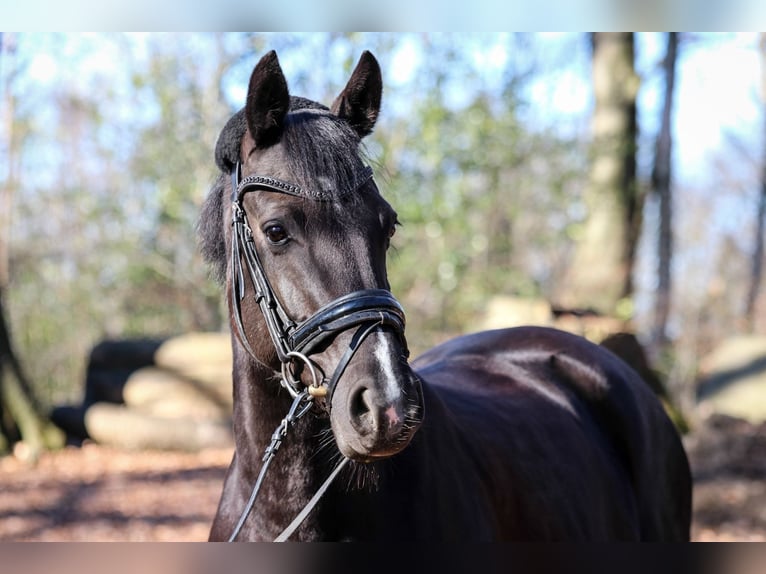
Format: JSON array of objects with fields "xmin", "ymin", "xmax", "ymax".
[
  {"xmin": 744, "ymin": 33, "xmax": 766, "ymax": 332},
  {"xmin": 0, "ymin": 33, "xmax": 61, "ymax": 456},
  {"xmin": 556, "ymin": 33, "xmax": 641, "ymax": 318},
  {"xmin": 651, "ymin": 32, "xmax": 679, "ymax": 347}
]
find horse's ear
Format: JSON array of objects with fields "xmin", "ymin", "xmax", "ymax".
[
  {"xmin": 245, "ymin": 50, "xmax": 290, "ymax": 149},
  {"xmin": 331, "ymin": 51, "xmax": 382, "ymax": 138}
]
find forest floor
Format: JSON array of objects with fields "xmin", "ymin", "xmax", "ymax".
[
  {"xmin": 0, "ymin": 412, "xmax": 764, "ymax": 541},
  {"xmin": 684, "ymin": 413, "xmax": 766, "ymax": 541}
]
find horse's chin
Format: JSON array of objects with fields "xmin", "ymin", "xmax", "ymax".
[{"xmin": 331, "ymin": 424, "xmax": 415, "ymax": 463}]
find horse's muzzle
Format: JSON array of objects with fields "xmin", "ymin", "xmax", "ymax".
[{"xmin": 331, "ymin": 365, "xmax": 423, "ymax": 461}]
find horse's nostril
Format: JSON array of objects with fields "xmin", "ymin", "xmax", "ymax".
[{"xmin": 349, "ymin": 385, "xmax": 374, "ymax": 433}]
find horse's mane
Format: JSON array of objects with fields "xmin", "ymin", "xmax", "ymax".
[{"xmin": 198, "ymin": 96, "xmax": 367, "ymax": 284}]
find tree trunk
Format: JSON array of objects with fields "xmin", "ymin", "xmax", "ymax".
[
  {"xmin": 557, "ymin": 33, "xmax": 640, "ymax": 318},
  {"xmin": 0, "ymin": 289, "xmax": 63, "ymax": 457},
  {"xmin": 652, "ymin": 33, "xmax": 679, "ymax": 346},
  {"xmin": 745, "ymin": 33, "xmax": 766, "ymax": 332}
]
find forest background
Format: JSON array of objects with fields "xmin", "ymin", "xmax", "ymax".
[{"xmin": 1, "ymin": 32, "xmax": 764, "ymax": 448}]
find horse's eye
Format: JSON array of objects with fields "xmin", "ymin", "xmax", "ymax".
[{"xmin": 264, "ymin": 223, "xmax": 289, "ymax": 245}]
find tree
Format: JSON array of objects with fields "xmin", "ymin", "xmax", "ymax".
[
  {"xmin": 0, "ymin": 33, "xmax": 62, "ymax": 456},
  {"xmin": 6, "ymin": 34, "xmax": 237, "ymax": 415},
  {"xmin": 556, "ymin": 33, "xmax": 641, "ymax": 318},
  {"xmin": 371, "ymin": 35, "xmax": 586, "ymax": 351},
  {"xmin": 127, "ymin": 34, "xmax": 231, "ymax": 333},
  {"xmin": 745, "ymin": 33, "xmax": 766, "ymax": 332},
  {"xmin": 651, "ymin": 32, "xmax": 679, "ymax": 347}
]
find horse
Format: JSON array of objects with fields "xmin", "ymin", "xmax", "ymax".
[{"xmin": 198, "ymin": 50, "xmax": 692, "ymax": 541}]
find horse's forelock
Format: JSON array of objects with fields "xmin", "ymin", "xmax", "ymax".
[{"xmin": 280, "ymin": 110, "xmax": 365, "ymax": 202}]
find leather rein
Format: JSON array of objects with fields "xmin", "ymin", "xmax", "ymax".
[{"xmin": 227, "ymin": 161, "xmax": 408, "ymax": 541}]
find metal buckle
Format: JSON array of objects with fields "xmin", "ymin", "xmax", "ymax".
[{"xmin": 280, "ymin": 351, "xmax": 327, "ymax": 398}]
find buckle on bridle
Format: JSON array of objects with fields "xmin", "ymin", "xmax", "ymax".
[{"xmin": 281, "ymin": 351, "xmax": 326, "ymax": 398}]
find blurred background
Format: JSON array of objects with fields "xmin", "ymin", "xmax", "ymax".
[{"xmin": 1, "ymin": 32, "xmax": 766, "ymax": 540}]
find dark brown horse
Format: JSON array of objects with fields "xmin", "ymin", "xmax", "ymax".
[{"xmin": 198, "ymin": 50, "xmax": 692, "ymax": 541}]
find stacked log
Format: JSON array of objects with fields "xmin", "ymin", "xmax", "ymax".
[
  {"xmin": 52, "ymin": 333, "xmax": 234, "ymax": 451},
  {"xmin": 697, "ymin": 336, "xmax": 766, "ymax": 423}
]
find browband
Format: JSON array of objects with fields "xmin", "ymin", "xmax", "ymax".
[{"xmin": 232, "ymin": 161, "xmax": 374, "ymax": 202}]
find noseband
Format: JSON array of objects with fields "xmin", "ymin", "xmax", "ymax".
[{"xmin": 229, "ymin": 161, "xmax": 409, "ymax": 401}]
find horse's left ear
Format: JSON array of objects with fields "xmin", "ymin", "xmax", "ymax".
[{"xmin": 331, "ymin": 51, "xmax": 382, "ymax": 138}]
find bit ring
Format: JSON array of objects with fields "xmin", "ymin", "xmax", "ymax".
[{"xmin": 281, "ymin": 351, "xmax": 326, "ymax": 398}]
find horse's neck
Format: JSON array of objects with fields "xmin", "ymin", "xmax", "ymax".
[
  {"xmin": 231, "ymin": 354, "xmax": 283, "ymax": 451},
  {"xmin": 230, "ymin": 351, "xmax": 313, "ymax": 462},
  {"xmin": 229, "ymin": 350, "xmax": 328, "ymax": 539}
]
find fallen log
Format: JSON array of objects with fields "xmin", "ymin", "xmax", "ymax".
[
  {"xmin": 123, "ymin": 367, "xmax": 231, "ymax": 419},
  {"xmin": 84, "ymin": 403, "xmax": 233, "ymax": 451},
  {"xmin": 154, "ymin": 332, "xmax": 232, "ymax": 371}
]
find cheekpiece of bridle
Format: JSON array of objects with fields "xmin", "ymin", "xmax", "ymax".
[{"xmin": 229, "ymin": 160, "xmax": 409, "ymax": 402}]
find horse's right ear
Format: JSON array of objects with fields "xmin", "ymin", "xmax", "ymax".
[{"xmin": 245, "ymin": 51, "xmax": 290, "ymax": 149}]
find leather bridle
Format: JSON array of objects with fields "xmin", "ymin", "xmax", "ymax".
[{"xmin": 229, "ymin": 160, "xmax": 409, "ymax": 401}]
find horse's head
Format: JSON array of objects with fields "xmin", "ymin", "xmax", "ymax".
[{"xmin": 204, "ymin": 51, "xmax": 423, "ymax": 462}]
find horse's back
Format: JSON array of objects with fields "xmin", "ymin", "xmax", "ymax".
[{"xmin": 411, "ymin": 326, "xmax": 692, "ymax": 541}]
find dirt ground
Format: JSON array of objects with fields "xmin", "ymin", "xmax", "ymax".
[
  {"xmin": 0, "ymin": 444, "xmax": 232, "ymax": 541},
  {"xmin": 684, "ymin": 414, "xmax": 766, "ymax": 541},
  {"xmin": 0, "ymin": 413, "xmax": 763, "ymax": 541}
]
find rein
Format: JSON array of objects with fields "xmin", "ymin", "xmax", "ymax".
[{"xmin": 227, "ymin": 161, "xmax": 408, "ymax": 541}]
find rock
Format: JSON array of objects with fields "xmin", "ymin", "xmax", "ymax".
[
  {"xmin": 478, "ymin": 296, "xmax": 628, "ymax": 344},
  {"xmin": 83, "ymin": 368, "xmax": 136, "ymax": 406},
  {"xmin": 600, "ymin": 332, "xmax": 666, "ymax": 397},
  {"xmin": 54, "ymin": 332, "xmax": 235, "ymax": 451},
  {"xmin": 479, "ymin": 296, "xmax": 553, "ymax": 331},
  {"xmin": 50, "ymin": 405, "xmax": 89, "ymax": 442},
  {"xmin": 698, "ymin": 336, "xmax": 766, "ymax": 423},
  {"xmin": 552, "ymin": 313, "xmax": 626, "ymax": 344}
]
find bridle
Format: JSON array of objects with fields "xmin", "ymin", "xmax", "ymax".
[
  {"xmin": 227, "ymin": 159, "xmax": 409, "ymax": 541},
  {"xmin": 230, "ymin": 160, "xmax": 408, "ymax": 400}
]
